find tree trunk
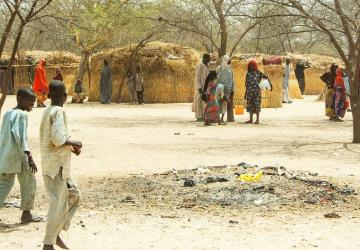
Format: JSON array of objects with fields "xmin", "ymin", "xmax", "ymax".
[
  {"xmin": 351, "ymin": 100, "xmax": 360, "ymax": 143},
  {"xmin": 6, "ymin": 25, "xmax": 23, "ymax": 94},
  {"xmin": 213, "ymin": 1, "xmax": 227, "ymax": 57},
  {"xmin": 76, "ymin": 52, "xmax": 90, "ymax": 83},
  {"xmin": 0, "ymin": 8, "xmax": 18, "ymax": 59},
  {"xmin": 227, "ymin": 96, "xmax": 234, "ymax": 122}
]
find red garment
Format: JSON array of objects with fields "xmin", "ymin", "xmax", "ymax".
[
  {"xmin": 248, "ymin": 60, "xmax": 258, "ymax": 71},
  {"xmin": 262, "ymin": 56, "xmax": 282, "ymax": 66},
  {"xmin": 334, "ymin": 68, "xmax": 345, "ymax": 89},
  {"xmin": 33, "ymin": 59, "xmax": 48, "ymax": 93},
  {"xmin": 53, "ymin": 72, "xmax": 63, "ymax": 81}
]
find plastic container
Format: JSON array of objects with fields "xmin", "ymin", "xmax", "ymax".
[{"xmin": 234, "ymin": 105, "xmax": 244, "ymax": 115}]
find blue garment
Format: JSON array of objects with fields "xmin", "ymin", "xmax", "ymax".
[
  {"xmin": 217, "ymin": 67, "xmax": 234, "ymax": 97},
  {"xmin": 0, "ymin": 109, "xmax": 30, "ymax": 174}
]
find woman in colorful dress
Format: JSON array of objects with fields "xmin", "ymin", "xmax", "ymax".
[
  {"xmin": 244, "ymin": 60, "xmax": 272, "ymax": 124},
  {"xmin": 203, "ymin": 71, "xmax": 221, "ymax": 126},
  {"xmin": 333, "ymin": 68, "xmax": 348, "ymax": 121}
]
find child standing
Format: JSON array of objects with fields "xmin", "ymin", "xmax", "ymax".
[
  {"xmin": 0, "ymin": 88, "xmax": 44, "ymax": 223},
  {"xmin": 203, "ymin": 71, "xmax": 221, "ymax": 125},
  {"xmin": 40, "ymin": 80, "xmax": 82, "ymax": 250}
]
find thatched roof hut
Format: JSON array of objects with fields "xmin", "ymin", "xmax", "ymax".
[{"xmin": 88, "ymin": 42, "xmax": 199, "ymax": 103}]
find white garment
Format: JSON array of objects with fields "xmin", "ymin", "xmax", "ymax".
[
  {"xmin": 282, "ymin": 63, "xmax": 291, "ymax": 102},
  {"xmin": 194, "ymin": 62, "xmax": 209, "ymax": 90},
  {"xmin": 39, "ymin": 106, "xmax": 71, "ymax": 179}
]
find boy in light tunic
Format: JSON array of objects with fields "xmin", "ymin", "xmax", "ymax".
[
  {"xmin": 0, "ymin": 88, "xmax": 44, "ymax": 223},
  {"xmin": 40, "ymin": 80, "xmax": 82, "ymax": 250}
]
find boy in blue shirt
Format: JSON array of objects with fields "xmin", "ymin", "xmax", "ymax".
[{"xmin": 0, "ymin": 88, "xmax": 43, "ymax": 223}]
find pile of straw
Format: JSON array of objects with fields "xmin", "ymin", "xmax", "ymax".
[{"xmin": 88, "ymin": 42, "xmax": 199, "ymax": 103}]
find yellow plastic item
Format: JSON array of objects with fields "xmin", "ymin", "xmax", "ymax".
[
  {"xmin": 239, "ymin": 170, "xmax": 263, "ymax": 182},
  {"xmin": 234, "ymin": 105, "xmax": 244, "ymax": 115}
]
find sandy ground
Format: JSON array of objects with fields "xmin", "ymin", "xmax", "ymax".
[{"xmin": 1, "ymin": 95, "xmax": 360, "ymax": 250}]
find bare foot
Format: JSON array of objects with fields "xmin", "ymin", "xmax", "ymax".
[
  {"xmin": 245, "ymin": 120, "xmax": 253, "ymax": 124},
  {"xmin": 43, "ymin": 245, "xmax": 55, "ymax": 250},
  {"xmin": 21, "ymin": 211, "xmax": 45, "ymax": 224},
  {"xmin": 254, "ymin": 120, "xmax": 260, "ymax": 124},
  {"xmin": 56, "ymin": 235, "xmax": 69, "ymax": 249}
]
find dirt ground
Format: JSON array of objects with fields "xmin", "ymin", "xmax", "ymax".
[{"xmin": 1, "ymin": 95, "xmax": 360, "ymax": 250}]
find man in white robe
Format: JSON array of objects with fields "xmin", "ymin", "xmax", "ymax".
[{"xmin": 193, "ymin": 53, "xmax": 210, "ymax": 122}]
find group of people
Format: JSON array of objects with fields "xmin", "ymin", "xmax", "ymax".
[
  {"xmin": 32, "ymin": 59, "xmax": 87, "ymax": 107},
  {"xmin": 0, "ymin": 81, "xmax": 82, "ymax": 250},
  {"xmin": 320, "ymin": 64, "xmax": 349, "ymax": 122},
  {"xmin": 193, "ymin": 53, "xmax": 272, "ymax": 125}
]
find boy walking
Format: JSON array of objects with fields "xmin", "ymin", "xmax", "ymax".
[
  {"xmin": 40, "ymin": 80, "xmax": 82, "ymax": 250},
  {"xmin": 0, "ymin": 88, "xmax": 44, "ymax": 223}
]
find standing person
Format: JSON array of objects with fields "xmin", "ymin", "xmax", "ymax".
[
  {"xmin": 135, "ymin": 65, "xmax": 144, "ymax": 104},
  {"xmin": 127, "ymin": 69, "xmax": 137, "ymax": 104},
  {"xmin": 193, "ymin": 53, "xmax": 210, "ymax": 122},
  {"xmin": 282, "ymin": 58, "xmax": 292, "ymax": 104},
  {"xmin": 217, "ymin": 55, "xmax": 235, "ymax": 123},
  {"xmin": 244, "ymin": 60, "xmax": 272, "ymax": 124},
  {"xmin": 40, "ymin": 81, "xmax": 82, "ymax": 250},
  {"xmin": 33, "ymin": 59, "xmax": 48, "ymax": 108},
  {"xmin": 71, "ymin": 79, "xmax": 86, "ymax": 103},
  {"xmin": 332, "ymin": 68, "xmax": 348, "ymax": 122},
  {"xmin": 53, "ymin": 68, "xmax": 63, "ymax": 82},
  {"xmin": 295, "ymin": 60, "xmax": 309, "ymax": 95},
  {"xmin": 0, "ymin": 88, "xmax": 44, "ymax": 223},
  {"xmin": 99, "ymin": 59, "xmax": 112, "ymax": 104},
  {"xmin": 203, "ymin": 71, "xmax": 220, "ymax": 125},
  {"xmin": 320, "ymin": 63, "xmax": 338, "ymax": 120}
]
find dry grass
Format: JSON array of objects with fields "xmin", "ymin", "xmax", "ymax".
[
  {"xmin": 304, "ymin": 68, "xmax": 327, "ymax": 95},
  {"xmin": 88, "ymin": 42, "xmax": 199, "ymax": 103}
]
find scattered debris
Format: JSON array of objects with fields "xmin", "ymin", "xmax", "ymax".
[
  {"xmin": 229, "ymin": 220, "xmax": 239, "ymax": 224},
  {"xmin": 324, "ymin": 213, "xmax": 341, "ymax": 219},
  {"xmin": 161, "ymin": 215, "xmax": 178, "ymax": 219},
  {"xmin": 121, "ymin": 196, "xmax": 135, "ymax": 204},
  {"xmin": 184, "ymin": 178, "xmax": 196, "ymax": 187},
  {"xmin": 196, "ymin": 167, "xmax": 210, "ymax": 174},
  {"xmin": 160, "ymin": 169, "xmax": 178, "ymax": 175},
  {"xmin": 205, "ymin": 176, "xmax": 231, "ymax": 184},
  {"xmin": 78, "ymin": 163, "xmax": 358, "ymax": 212},
  {"xmin": 338, "ymin": 186, "xmax": 356, "ymax": 195},
  {"xmin": 174, "ymin": 132, "xmax": 180, "ymax": 135}
]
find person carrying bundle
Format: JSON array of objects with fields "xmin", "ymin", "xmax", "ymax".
[{"xmin": 244, "ymin": 60, "xmax": 272, "ymax": 124}]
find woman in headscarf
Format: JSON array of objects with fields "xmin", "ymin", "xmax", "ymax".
[
  {"xmin": 99, "ymin": 59, "xmax": 112, "ymax": 104},
  {"xmin": 320, "ymin": 63, "xmax": 338, "ymax": 120},
  {"xmin": 216, "ymin": 55, "xmax": 235, "ymax": 124},
  {"xmin": 333, "ymin": 68, "xmax": 348, "ymax": 121},
  {"xmin": 245, "ymin": 60, "xmax": 271, "ymax": 124},
  {"xmin": 32, "ymin": 59, "xmax": 48, "ymax": 107}
]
